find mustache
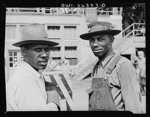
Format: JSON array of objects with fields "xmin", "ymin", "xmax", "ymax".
[
  {"xmin": 92, "ymin": 47, "xmax": 103, "ymax": 50},
  {"xmin": 39, "ymin": 57, "xmax": 49, "ymax": 62}
]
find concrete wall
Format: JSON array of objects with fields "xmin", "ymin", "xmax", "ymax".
[{"xmin": 6, "ymin": 14, "xmax": 84, "ymax": 24}]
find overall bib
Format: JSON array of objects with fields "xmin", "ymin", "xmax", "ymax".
[
  {"xmin": 89, "ymin": 78, "xmax": 117, "ymax": 111},
  {"xmin": 88, "ymin": 55, "xmax": 122, "ymax": 111}
]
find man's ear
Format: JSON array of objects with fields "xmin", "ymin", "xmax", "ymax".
[
  {"xmin": 21, "ymin": 47, "xmax": 28, "ymax": 57},
  {"xmin": 111, "ymin": 36, "xmax": 114, "ymax": 43}
]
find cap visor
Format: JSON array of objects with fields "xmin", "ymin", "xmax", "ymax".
[
  {"xmin": 80, "ymin": 30, "xmax": 121, "ymax": 40},
  {"xmin": 13, "ymin": 40, "xmax": 59, "ymax": 47}
]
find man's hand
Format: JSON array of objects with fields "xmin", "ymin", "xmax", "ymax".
[
  {"xmin": 45, "ymin": 81, "xmax": 58, "ymax": 91},
  {"xmin": 47, "ymin": 90, "xmax": 60, "ymax": 110},
  {"xmin": 47, "ymin": 102, "xmax": 58, "ymax": 111}
]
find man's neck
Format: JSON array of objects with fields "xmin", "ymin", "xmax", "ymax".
[{"xmin": 98, "ymin": 49, "xmax": 114, "ymax": 61}]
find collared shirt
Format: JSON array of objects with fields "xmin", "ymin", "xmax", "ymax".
[
  {"xmin": 92, "ymin": 51, "xmax": 142, "ymax": 113},
  {"xmin": 6, "ymin": 61, "xmax": 59, "ymax": 111},
  {"xmin": 92, "ymin": 51, "xmax": 115, "ymax": 78}
]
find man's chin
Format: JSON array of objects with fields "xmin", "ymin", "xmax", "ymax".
[
  {"xmin": 94, "ymin": 52, "xmax": 103, "ymax": 57},
  {"xmin": 38, "ymin": 65, "xmax": 47, "ymax": 70}
]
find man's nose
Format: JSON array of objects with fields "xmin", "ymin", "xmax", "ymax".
[
  {"xmin": 40, "ymin": 50, "xmax": 49, "ymax": 57},
  {"xmin": 93, "ymin": 39, "xmax": 99, "ymax": 47}
]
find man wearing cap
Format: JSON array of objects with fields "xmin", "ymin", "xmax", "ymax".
[
  {"xmin": 80, "ymin": 22, "xmax": 142, "ymax": 113},
  {"xmin": 6, "ymin": 23, "xmax": 60, "ymax": 111}
]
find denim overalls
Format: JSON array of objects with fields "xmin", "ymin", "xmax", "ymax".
[{"xmin": 88, "ymin": 55, "xmax": 122, "ymax": 111}]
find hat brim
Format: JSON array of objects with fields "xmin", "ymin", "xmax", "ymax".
[
  {"xmin": 13, "ymin": 40, "xmax": 59, "ymax": 47},
  {"xmin": 80, "ymin": 30, "xmax": 121, "ymax": 40}
]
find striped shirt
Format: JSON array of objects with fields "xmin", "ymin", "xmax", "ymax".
[{"xmin": 91, "ymin": 51, "xmax": 142, "ymax": 113}]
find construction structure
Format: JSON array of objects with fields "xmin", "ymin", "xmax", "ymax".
[{"xmin": 5, "ymin": 7, "xmax": 145, "ymax": 81}]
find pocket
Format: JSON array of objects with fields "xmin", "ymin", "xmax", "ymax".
[
  {"xmin": 88, "ymin": 78, "xmax": 117, "ymax": 111},
  {"xmin": 89, "ymin": 88, "xmax": 106, "ymax": 110}
]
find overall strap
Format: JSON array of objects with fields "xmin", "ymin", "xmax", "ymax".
[{"xmin": 105, "ymin": 55, "xmax": 122, "ymax": 75}]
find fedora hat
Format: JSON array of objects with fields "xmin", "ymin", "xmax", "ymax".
[
  {"xmin": 80, "ymin": 21, "xmax": 121, "ymax": 40},
  {"xmin": 13, "ymin": 23, "xmax": 59, "ymax": 47}
]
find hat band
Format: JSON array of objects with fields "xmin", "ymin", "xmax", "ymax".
[{"xmin": 89, "ymin": 25, "xmax": 112, "ymax": 33}]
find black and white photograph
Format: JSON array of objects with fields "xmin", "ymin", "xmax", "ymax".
[{"xmin": 4, "ymin": 3, "xmax": 146, "ymax": 114}]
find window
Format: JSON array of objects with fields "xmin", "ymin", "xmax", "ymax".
[
  {"xmin": 8, "ymin": 50, "xmax": 23, "ymax": 67},
  {"xmin": 10, "ymin": 63, "xmax": 13, "ymax": 67},
  {"xmin": 47, "ymin": 26, "xmax": 60, "ymax": 38},
  {"xmin": 65, "ymin": 46, "xmax": 77, "ymax": 51},
  {"xmin": 52, "ymin": 57, "xmax": 61, "ymax": 64},
  {"xmin": 47, "ymin": 26, "xmax": 60, "ymax": 30},
  {"xmin": 8, "ymin": 51, "xmax": 18, "ymax": 67},
  {"xmin": 53, "ymin": 57, "xmax": 61, "ymax": 60},
  {"xmin": 9, "ymin": 51, "xmax": 12, "ymax": 56},
  {"xmin": 65, "ymin": 46, "xmax": 77, "ymax": 58},
  {"xmin": 50, "ymin": 47, "xmax": 61, "ymax": 51},
  {"xmin": 64, "ymin": 26, "xmax": 77, "ymax": 40},
  {"xmin": 50, "ymin": 47, "xmax": 61, "ymax": 57},
  {"xmin": 19, "ymin": 25, "xmax": 26, "ymax": 37},
  {"xmin": 66, "ymin": 58, "xmax": 78, "ymax": 66},
  {"xmin": 20, "ymin": 25, "xmax": 26, "ymax": 30},
  {"xmin": 5, "ymin": 25, "xmax": 16, "ymax": 40}
]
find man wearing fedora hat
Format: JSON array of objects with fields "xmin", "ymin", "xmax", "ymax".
[
  {"xmin": 6, "ymin": 23, "xmax": 60, "ymax": 111},
  {"xmin": 80, "ymin": 21, "xmax": 142, "ymax": 113}
]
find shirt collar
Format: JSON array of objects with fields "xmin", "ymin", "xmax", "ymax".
[
  {"xmin": 20, "ymin": 61, "xmax": 41, "ymax": 79},
  {"xmin": 100, "ymin": 51, "xmax": 115, "ymax": 68}
]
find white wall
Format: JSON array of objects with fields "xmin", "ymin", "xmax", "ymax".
[{"xmin": 6, "ymin": 14, "xmax": 84, "ymax": 25}]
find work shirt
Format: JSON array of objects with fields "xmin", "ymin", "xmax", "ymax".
[
  {"xmin": 6, "ymin": 61, "xmax": 59, "ymax": 111},
  {"xmin": 91, "ymin": 51, "xmax": 142, "ymax": 113}
]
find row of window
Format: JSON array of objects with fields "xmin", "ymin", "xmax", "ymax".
[
  {"xmin": 50, "ymin": 46, "xmax": 77, "ymax": 51},
  {"xmin": 6, "ymin": 24, "xmax": 78, "ymax": 68},
  {"xmin": 8, "ymin": 51, "xmax": 77, "ymax": 67},
  {"xmin": 50, "ymin": 46, "xmax": 77, "ymax": 58},
  {"xmin": 6, "ymin": 8, "xmax": 121, "ymax": 16},
  {"xmin": 5, "ymin": 25, "xmax": 77, "ymax": 40}
]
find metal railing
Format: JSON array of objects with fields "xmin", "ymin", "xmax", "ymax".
[
  {"xmin": 6, "ymin": 8, "xmax": 42, "ymax": 14},
  {"xmin": 97, "ymin": 8, "xmax": 122, "ymax": 16},
  {"xmin": 6, "ymin": 8, "xmax": 85, "ymax": 15},
  {"xmin": 97, "ymin": 10, "xmax": 120, "ymax": 16},
  {"xmin": 6, "ymin": 7, "xmax": 122, "ymax": 16},
  {"xmin": 116, "ymin": 23, "xmax": 146, "ymax": 39}
]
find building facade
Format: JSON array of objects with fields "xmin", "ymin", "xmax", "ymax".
[{"xmin": 5, "ymin": 7, "xmax": 145, "ymax": 82}]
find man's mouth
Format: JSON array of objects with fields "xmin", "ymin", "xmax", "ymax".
[
  {"xmin": 93, "ymin": 49, "xmax": 103, "ymax": 53},
  {"xmin": 39, "ymin": 60, "xmax": 48, "ymax": 65}
]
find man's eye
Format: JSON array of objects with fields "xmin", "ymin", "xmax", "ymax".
[
  {"xmin": 97, "ymin": 37, "xmax": 103, "ymax": 41},
  {"xmin": 45, "ymin": 48, "xmax": 50, "ymax": 52},
  {"xmin": 36, "ymin": 48, "xmax": 42, "ymax": 52},
  {"xmin": 89, "ymin": 38, "xmax": 94, "ymax": 42}
]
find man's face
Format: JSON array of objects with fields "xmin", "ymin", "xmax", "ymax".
[
  {"xmin": 89, "ymin": 34, "xmax": 114, "ymax": 58},
  {"xmin": 138, "ymin": 52, "xmax": 144, "ymax": 59},
  {"xmin": 25, "ymin": 44, "xmax": 50, "ymax": 70}
]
